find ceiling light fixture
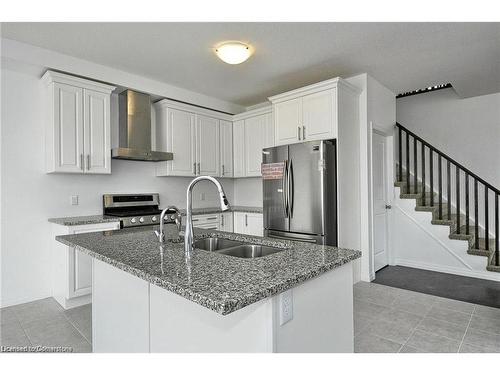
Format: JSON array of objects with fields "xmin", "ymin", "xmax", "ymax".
[{"xmin": 214, "ymin": 41, "xmax": 253, "ymax": 65}]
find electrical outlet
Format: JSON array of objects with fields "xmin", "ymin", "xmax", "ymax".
[
  {"xmin": 279, "ymin": 290, "xmax": 293, "ymax": 325},
  {"xmin": 70, "ymin": 195, "xmax": 79, "ymax": 206}
]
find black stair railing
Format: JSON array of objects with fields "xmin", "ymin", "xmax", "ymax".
[{"xmin": 396, "ymin": 123, "xmax": 500, "ymax": 266}]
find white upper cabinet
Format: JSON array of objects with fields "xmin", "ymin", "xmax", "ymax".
[
  {"xmin": 156, "ymin": 107, "xmax": 196, "ymax": 176},
  {"xmin": 196, "ymin": 115, "xmax": 220, "ymax": 176},
  {"xmin": 270, "ymin": 78, "xmax": 357, "ymax": 146},
  {"xmin": 233, "ymin": 120, "xmax": 246, "ymax": 178},
  {"xmin": 155, "ymin": 99, "xmax": 231, "ymax": 177},
  {"xmin": 232, "ymin": 107, "xmax": 273, "ymax": 178},
  {"xmin": 302, "ymin": 89, "xmax": 336, "ymax": 141},
  {"xmin": 244, "ymin": 115, "xmax": 266, "ymax": 177},
  {"xmin": 84, "ymin": 89, "xmax": 112, "ymax": 174},
  {"xmin": 43, "ymin": 71, "xmax": 114, "ymax": 174},
  {"xmin": 274, "ymin": 98, "xmax": 302, "ymax": 146},
  {"xmin": 219, "ymin": 120, "xmax": 233, "ymax": 177}
]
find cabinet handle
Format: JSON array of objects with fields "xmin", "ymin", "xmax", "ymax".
[
  {"xmin": 221, "ymin": 215, "xmax": 224, "ymax": 226},
  {"xmin": 245, "ymin": 214, "xmax": 248, "ymax": 227},
  {"xmin": 222, "ymin": 164, "xmax": 225, "ymax": 176},
  {"xmin": 303, "ymin": 126, "xmax": 306, "ymax": 140},
  {"xmin": 86, "ymin": 154, "xmax": 90, "ymax": 170},
  {"xmin": 193, "ymin": 163, "xmax": 196, "ymax": 175},
  {"xmin": 206, "ymin": 217, "xmax": 218, "ymax": 221},
  {"xmin": 80, "ymin": 154, "xmax": 84, "ymax": 170},
  {"xmin": 297, "ymin": 126, "xmax": 301, "ymax": 140},
  {"xmin": 192, "ymin": 218, "xmax": 199, "ymax": 222},
  {"xmin": 197, "ymin": 163, "xmax": 200, "ymax": 175}
]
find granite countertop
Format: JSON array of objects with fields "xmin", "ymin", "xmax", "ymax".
[
  {"xmin": 48, "ymin": 215, "xmax": 121, "ymax": 226},
  {"xmin": 48, "ymin": 206, "xmax": 263, "ymax": 226},
  {"xmin": 56, "ymin": 226, "xmax": 361, "ymax": 315}
]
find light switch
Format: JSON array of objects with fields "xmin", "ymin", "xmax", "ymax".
[{"xmin": 71, "ymin": 195, "xmax": 79, "ymax": 205}]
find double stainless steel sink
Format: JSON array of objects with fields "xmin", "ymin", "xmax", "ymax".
[{"xmin": 193, "ymin": 237, "xmax": 283, "ymax": 259}]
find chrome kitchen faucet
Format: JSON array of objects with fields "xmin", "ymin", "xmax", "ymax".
[{"xmin": 184, "ymin": 176, "xmax": 230, "ymax": 257}]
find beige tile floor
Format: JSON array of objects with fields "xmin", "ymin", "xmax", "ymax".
[
  {"xmin": 1, "ymin": 282, "xmax": 499, "ymax": 353},
  {"xmin": 354, "ymin": 281, "xmax": 500, "ymax": 353}
]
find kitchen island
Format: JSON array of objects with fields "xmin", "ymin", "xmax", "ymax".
[{"xmin": 56, "ymin": 226, "xmax": 360, "ymax": 353}]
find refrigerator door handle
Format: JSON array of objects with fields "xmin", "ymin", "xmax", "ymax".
[
  {"xmin": 288, "ymin": 159, "xmax": 294, "ymax": 218},
  {"xmin": 282, "ymin": 160, "xmax": 288, "ymax": 218}
]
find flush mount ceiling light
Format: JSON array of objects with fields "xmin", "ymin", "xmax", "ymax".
[{"xmin": 214, "ymin": 41, "xmax": 253, "ymax": 64}]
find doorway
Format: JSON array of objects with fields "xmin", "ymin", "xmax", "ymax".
[{"xmin": 372, "ymin": 129, "xmax": 392, "ymax": 272}]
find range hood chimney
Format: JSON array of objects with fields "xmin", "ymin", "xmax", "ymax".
[{"xmin": 112, "ymin": 90, "xmax": 173, "ymax": 162}]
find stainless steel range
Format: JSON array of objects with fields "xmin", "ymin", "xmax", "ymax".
[{"xmin": 103, "ymin": 193, "xmax": 178, "ymax": 228}]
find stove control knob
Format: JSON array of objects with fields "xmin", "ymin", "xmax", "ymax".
[
  {"xmin": 139, "ymin": 217, "xmax": 145, "ymax": 223},
  {"xmin": 151, "ymin": 216, "xmax": 157, "ymax": 222},
  {"xmin": 170, "ymin": 214, "xmax": 176, "ymax": 220},
  {"xmin": 130, "ymin": 217, "xmax": 137, "ymax": 224}
]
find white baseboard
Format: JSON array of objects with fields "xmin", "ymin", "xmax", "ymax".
[
  {"xmin": 1, "ymin": 292, "xmax": 53, "ymax": 309},
  {"xmin": 394, "ymin": 258, "xmax": 500, "ymax": 282}
]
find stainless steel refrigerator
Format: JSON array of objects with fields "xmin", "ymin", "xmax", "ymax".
[{"xmin": 262, "ymin": 139, "xmax": 337, "ymax": 245}]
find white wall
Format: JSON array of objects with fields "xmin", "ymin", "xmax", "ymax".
[
  {"xmin": 0, "ymin": 68, "xmax": 234, "ymax": 307},
  {"xmin": 397, "ymin": 88, "xmax": 500, "ymax": 187},
  {"xmin": 345, "ymin": 74, "xmax": 396, "ymax": 282},
  {"xmin": 233, "ymin": 178, "xmax": 262, "ymax": 207},
  {"xmin": 392, "ymin": 187, "xmax": 500, "ymax": 282}
]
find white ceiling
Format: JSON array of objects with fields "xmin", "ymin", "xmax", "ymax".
[{"xmin": 1, "ymin": 22, "xmax": 499, "ymax": 106}]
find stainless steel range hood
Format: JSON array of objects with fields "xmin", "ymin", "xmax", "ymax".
[{"xmin": 112, "ymin": 90, "xmax": 173, "ymax": 162}]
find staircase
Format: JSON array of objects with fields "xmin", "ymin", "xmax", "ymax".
[{"xmin": 395, "ymin": 123, "xmax": 499, "ymax": 273}]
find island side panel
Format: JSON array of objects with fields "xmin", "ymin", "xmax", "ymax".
[
  {"xmin": 150, "ymin": 284, "xmax": 274, "ymax": 353},
  {"xmin": 273, "ymin": 262, "xmax": 354, "ymax": 353},
  {"xmin": 92, "ymin": 259, "xmax": 150, "ymax": 353}
]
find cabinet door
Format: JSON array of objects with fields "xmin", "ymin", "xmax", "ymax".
[
  {"xmin": 219, "ymin": 120, "xmax": 233, "ymax": 177},
  {"xmin": 263, "ymin": 112, "xmax": 274, "ymax": 149},
  {"xmin": 197, "ymin": 115, "xmax": 220, "ymax": 176},
  {"xmin": 245, "ymin": 213, "xmax": 264, "ymax": 236},
  {"xmin": 302, "ymin": 89, "xmax": 336, "ymax": 141},
  {"xmin": 245, "ymin": 115, "xmax": 265, "ymax": 177},
  {"xmin": 68, "ymin": 223, "xmax": 120, "ymax": 298},
  {"xmin": 274, "ymin": 98, "xmax": 301, "ymax": 146},
  {"xmin": 167, "ymin": 108, "xmax": 196, "ymax": 176},
  {"xmin": 233, "ymin": 212, "xmax": 247, "ymax": 234},
  {"xmin": 52, "ymin": 83, "xmax": 84, "ymax": 173},
  {"xmin": 220, "ymin": 212, "xmax": 234, "ymax": 232},
  {"xmin": 84, "ymin": 89, "xmax": 111, "ymax": 174},
  {"xmin": 233, "ymin": 120, "xmax": 246, "ymax": 177}
]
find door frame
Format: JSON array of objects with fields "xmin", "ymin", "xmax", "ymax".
[{"xmin": 369, "ymin": 123, "xmax": 395, "ymax": 278}]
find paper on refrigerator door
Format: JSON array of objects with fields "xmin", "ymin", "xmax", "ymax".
[{"xmin": 261, "ymin": 162, "xmax": 285, "ymax": 180}]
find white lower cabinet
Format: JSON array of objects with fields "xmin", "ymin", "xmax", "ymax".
[
  {"xmin": 219, "ymin": 212, "xmax": 234, "ymax": 232},
  {"xmin": 234, "ymin": 212, "xmax": 263, "ymax": 236},
  {"xmin": 51, "ymin": 221, "xmax": 120, "ymax": 309},
  {"xmin": 188, "ymin": 213, "xmax": 221, "ymax": 230}
]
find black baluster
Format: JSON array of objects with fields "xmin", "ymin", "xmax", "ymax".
[
  {"xmin": 447, "ymin": 160, "xmax": 451, "ymax": 220},
  {"xmin": 496, "ymin": 194, "xmax": 499, "ymax": 266},
  {"xmin": 406, "ymin": 132, "xmax": 410, "ymax": 192},
  {"xmin": 456, "ymin": 166, "xmax": 460, "ymax": 233},
  {"xmin": 465, "ymin": 173, "xmax": 469, "ymax": 235},
  {"xmin": 485, "ymin": 186, "xmax": 489, "ymax": 251},
  {"xmin": 421, "ymin": 144, "xmax": 426, "ymax": 206},
  {"xmin": 413, "ymin": 138, "xmax": 417, "ymax": 194},
  {"xmin": 398, "ymin": 127, "xmax": 402, "ymax": 181},
  {"xmin": 473, "ymin": 179, "xmax": 478, "ymax": 246},
  {"xmin": 438, "ymin": 156, "xmax": 443, "ymax": 219},
  {"xmin": 430, "ymin": 149, "xmax": 434, "ymax": 207}
]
